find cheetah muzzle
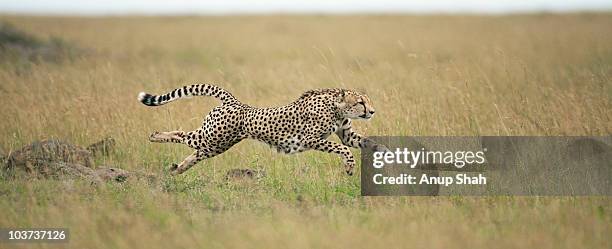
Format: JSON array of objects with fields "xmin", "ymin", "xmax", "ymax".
[{"xmin": 138, "ymin": 84, "xmax": 388, "ymax": 176}]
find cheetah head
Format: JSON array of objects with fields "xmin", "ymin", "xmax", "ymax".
[{"xmin": 337, "ymin": 90, "xmax": 376, "ymax": 120}]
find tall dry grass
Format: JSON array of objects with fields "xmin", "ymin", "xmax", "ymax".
[{"xmin": 0, "ymin": 14, "xmax": 610, "ymax": 249}]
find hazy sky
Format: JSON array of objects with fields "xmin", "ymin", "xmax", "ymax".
[{"xmin": 1, "ymin": 0, "xmax": 611, "ymax": 15}]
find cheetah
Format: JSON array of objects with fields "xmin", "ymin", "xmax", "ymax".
[{"xmin": 138, "ymin": 84, "xmax": 388, "ymax": 176}]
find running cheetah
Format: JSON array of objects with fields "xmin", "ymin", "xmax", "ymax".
[{"xmin": 138, "ymin": 84, "xmax": 387, "ymax": 175}]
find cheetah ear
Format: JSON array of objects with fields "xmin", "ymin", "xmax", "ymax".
[
  {"xmin": 338, "ymin": 89, "xmax": 347, "ymax": 102},
  {"xmin": 336, "ymin": 90, "xmax": 348, "ymax": 108}
]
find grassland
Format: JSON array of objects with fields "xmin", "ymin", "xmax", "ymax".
[{"xmin": 0, "ymin": 14, "xmax": 611, "ymax": 249}]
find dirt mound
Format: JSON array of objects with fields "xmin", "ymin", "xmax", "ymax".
[
  {"xmin": 5, "ymin": 139, "xmax": 94, "ymax": 173},
  {"xmin": 2, "ymin": 138, "xmax": 130, "ymax": 184}
]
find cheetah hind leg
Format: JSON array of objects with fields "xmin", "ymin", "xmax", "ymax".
[
  {"xmin": 170, "ymin": 146, "xmax": 232, "ymax": 175},
  {"xmin": 169, "ymin": 150, "xmax": 203, "ymax": 175},
  {"xmin": 149, "ymin": 130, "xmax": 185, "ymax": 144}
]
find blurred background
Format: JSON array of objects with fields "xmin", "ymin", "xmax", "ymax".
[{"xmin": 2, "ymin": 0, "xmax": 612, "ymax": 15}]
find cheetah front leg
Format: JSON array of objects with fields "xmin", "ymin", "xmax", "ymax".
[
  {"xmin": 304, "ymin": 138, "xmax": 356, "ymax": 175},
  {"xmin": 336, "ymin": 119, "xmax": 389, "ymax": 152}
]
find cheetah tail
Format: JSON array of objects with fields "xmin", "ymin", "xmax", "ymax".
[{"xmin": 137, "ymin": 84, "xmax": 238, "ymax": 107}]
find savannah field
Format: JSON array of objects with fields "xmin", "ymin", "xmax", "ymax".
[{"xmin": 0, "ymin": 14, "xmax": 611, "ymax": 249}]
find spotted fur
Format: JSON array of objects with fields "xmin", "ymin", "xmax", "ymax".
[{"xmin": 138, "ymin": 84, "xmax": 387, "ymax": 175}]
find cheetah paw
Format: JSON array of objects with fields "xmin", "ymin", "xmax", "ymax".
[
  {"xmin": 345, "ymin": 165, "xmax": 354, "ymax": 176},
  {"xmin": 169, "ymin": 163, "xmax": 179, "ymax": 173}
]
